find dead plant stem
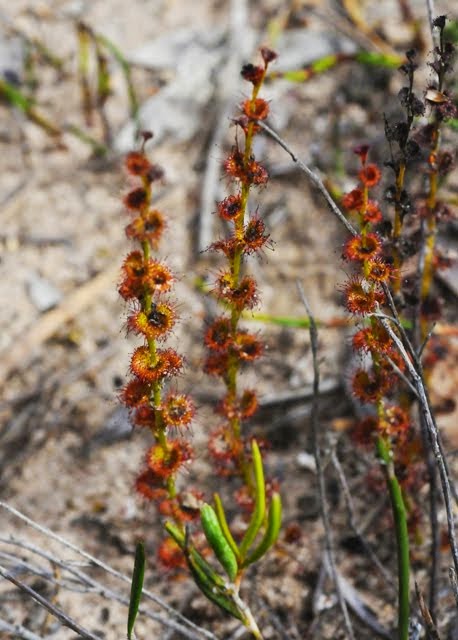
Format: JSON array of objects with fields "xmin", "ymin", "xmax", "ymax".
[{"xmin": 297, "ymin": 281, "xmax": 355, "ymax": 640}]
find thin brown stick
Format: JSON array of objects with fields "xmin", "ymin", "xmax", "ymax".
[
  {"xmin": 0, "ymin": 564, "xmax": 103, "ymax": 640},
  {"xmin": 259, "ymin": 122, "xmax": 358, "ymax": 237},
  {"xmin": 0, "ymin": 619, "xmax": 44, "ymax": 640},
  {"xmin": 0, "ymin": 536, "xmax": 207, "ymax": 638},
  {"xmin": 0, "ymin": 501, "xmax": 218, "ymax": 640},
  {"xmin": 297, "ymin": 281, "xmax": 355, "ymax": 640},
  {"xmin": 373, "ymin": 313, "xmax": 458, "ymax": 581},
  {"xmin": 449, "ymin": 568, "xmax": 458, "ymax": 609},
  {"xmin": 415, "ymin": 582, "xmax": 441, "ymax": 640},
  {"xmin": 326, "ymin": 560, "xmax": 392, "ymax": 640},
  {"xmin": 330, "ymin": 446, "xmax": 396, "ymax": 589}
]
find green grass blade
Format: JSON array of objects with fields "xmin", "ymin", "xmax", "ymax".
[
  {"xmin": 0, "ymin": 78, "xmax": 62, "ymax": 137},
  {"xmin": 0, "ymin": 77, "xmax": 32, "ymax": 110},
  {"xmin": 243, "ymin": 311, "xmax": 311, "ymax": 328},
  {"xmin": 354, "ymin": 50, "xmax": 402, "ymax": 68},
  {"xmin": 213, "ymin": 493, "xmax": 240, "ymax": 561},
  {"xmin": 96, "ymin": 34, "xmax": 140, "ymax": 122},
  {"xmin": 270, "ymin": 50, "xmax": 402, "ymax": 83}
]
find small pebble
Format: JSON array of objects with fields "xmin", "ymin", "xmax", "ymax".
[{"xmin": 26, "ymin": 273, "xmax": 62, "ymax": 312}]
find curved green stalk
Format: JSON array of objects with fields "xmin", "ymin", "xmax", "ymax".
[
  {"xmin": 239, "ymin": 441, "xmax": 266, "ymax": 558},
  {"xmin": 244, "ymin": 492, "xmax": 282, "ymax": 567}
]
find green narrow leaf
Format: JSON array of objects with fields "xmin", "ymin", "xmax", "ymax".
[
  {"xmin": 311, "ymin": 54, "xmax": 339, "ymax": 73},
  {"xmin": 376, "ymin": 436, "xmax": 410, "ymax": 640},
  {"xmin": 201, "ymin": 504, "xmax": 238, "ymax": 581},
  {"xmin": 164, "ymin": 521, "xmax": 185, "ymax": 547},
  {"xmin": 96, "ymin": 34, "xmax": 139, "ymax": 121},
  {"xmin": 272, "ymin": 49, "xmax": 401, "ymax": 84},
  {"xmin": 127, "ymin": 541, "xmax": 145, "ymax": 640},
  {"xmin": 164, "ymin": 522, "xmax": 227, "ymax": 588},
  {"xmin": 244, "ymin": 492, "xmax": 282, "ymax": 566},
  {"xmin": 76, "ymin": 22, "xmax": 93, "ymax": 125},
  {"xmin": 281, "ymin": 69, "xmax": 308, "ymax": 82},
  {"xmin": 0, "ymin": 77, "xmax": 32, "ymax": 111},
  {"xmin": 355, "ymin": 50, "xmax": 402, "ymax": 68},
  {"xmin": 164, "ymin": 522, "xmax": 244, "ymax": 621},
  {"xmin": 63, "ymin": 124, "xmax": 108, "ymax": 155},
  {"xmin": 239, "ymin": 440, "xmax": 266, "ymax": 558},
  {"xmin": 244, "ymin": 311, "xmax": 312, "ymax": 328},
  {"xmin": 0, "ymin": 78, "xmax": 62, "ymax": 137},
  {"xmin": 185, "ymin": 549, "xmax": 245, "ymax": 621},
  {"xmin": 213, "ymin": 493, "xmax": 240, "ymax": 561},
  {"xmin": 96, "ymin": 48, "xmax": 111, "ymax": 104}
]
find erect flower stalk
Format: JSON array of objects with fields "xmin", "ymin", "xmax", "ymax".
[
  {"xmin": 341, "ymin": 147, "xmax": 411, "ymax": 639},
  {"xmin": 119, "ymin": 134, "xmax": 198, "ymax": 565},
  {"xmin": 204, "ymin": 48, "xmax": 276, "ymax": 493}
]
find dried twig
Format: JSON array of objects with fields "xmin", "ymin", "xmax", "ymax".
[
  {"xmin": 259, "ymin": 121, "xmax": 358, "ymax": 237},
  {"xmin": 329, "ymin": 446, "xmax": 396, "ymax": 589},
  {"xmin": 326, "ymin": 560, "xmax": 392, "ymax": 640},
  {"xmin": 310, "ymin": 5, "xmax": 394, "ymax": 56},
  {"xmin": 0, "ymin": 618, "xmax": 44, "ymax": 640},
  {"xmin": 0, "ymin": 564, "xmax": 103, "ymax": 640},
  {"xmin": 0, "ymin": 549, "xmax": 79, "ymax": 591},
  {"xmin": 449, "ymin": 568, "xmax": 458, "ymax": 609},
  {"xmin": 415, "ymin": 582, "xmax": 441, "ymax": 640},
  {"xmin": 0, "ymin": 535, "xmax": 208, "ymax": 640},
  {"xmin": 373, "ymin": 314, "xmax": 458, "ymax": 581},
  {"xmin": 297, "ymin": 282, "xmax": 355, "ymax": 640},
  {"xmin": 0, "ymin": 501, "xmax": 218, "ymax": 640},
  {"xmin": 385, "ymin": 355, "xmax": 419, "ymax": 398}
]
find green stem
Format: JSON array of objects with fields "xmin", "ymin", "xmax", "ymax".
[
  {"xmin": 141, "ymin": 194, "xmax": 177, "ymax": 505},
  {"xmin": 376, "ymin": 436, "xmax": 410, "ymax": 640}
]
